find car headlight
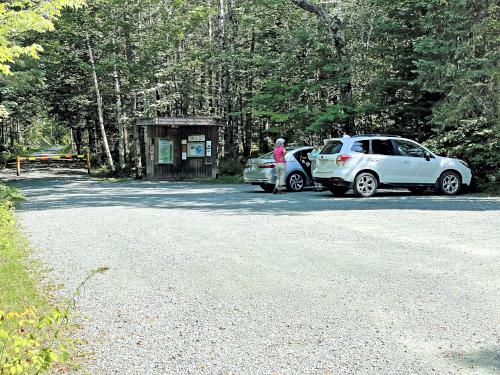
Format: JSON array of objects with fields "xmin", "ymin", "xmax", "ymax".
[{"xmin": 459, "ymin": 160, "xmax": 469, "ymax": 168}]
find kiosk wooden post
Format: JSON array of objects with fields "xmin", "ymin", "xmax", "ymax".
[{"xmin": 16, "ymin": 156, "xmax": 20, "ymax": 176}]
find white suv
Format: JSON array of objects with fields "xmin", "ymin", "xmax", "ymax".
[{"xmin": 313, "ymin": 135, "xmax": 472, "ymax": 197}]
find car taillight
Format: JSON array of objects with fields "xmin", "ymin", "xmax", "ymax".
[
  {"xmin": 336, "ymin": 154, "xmax": 351, "ymax": 166},
  {"xmin": 258, "ymin": 163, "xmax": 275, "ymax": 168}
]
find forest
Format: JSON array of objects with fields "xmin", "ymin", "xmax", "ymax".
[{"xmin": 0, "ymin": 0, "xmax": 498, "ymax": 189}]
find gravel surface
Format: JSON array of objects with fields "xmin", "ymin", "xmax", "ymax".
[{"xmin": 7, "ymin": 172, "xmax": 500, "ymax": 374}]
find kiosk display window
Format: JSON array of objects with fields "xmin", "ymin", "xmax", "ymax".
[
  {"xmin": 188, "ymin": 142, "xmax": 205, "ymax": 157},
  {"xmin": 158, "ymin": 138, "xmax": 173, "ymax": 164}
]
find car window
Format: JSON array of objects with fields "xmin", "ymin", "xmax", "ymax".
[
  {"xmin": 351, "ymin": 140, "xmax": 369, "ymax": 154},
  {"xmin": 395, "ymin": 140, "xmax": 427, "ymax": 158},
  {"xmin": 321, "ymin": 141, "xmax": 343, "ymax": 154},
  {"xmin": 371, "ymin": 139, "xmax": 395, "ymax": 156},
  {"xmin": 292, "ymin": 149, "xmax": 310, "ymax": 162}
]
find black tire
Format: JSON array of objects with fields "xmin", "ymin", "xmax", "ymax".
[
  {"xmin": 259, "ymin": 184, "xmax": 275, "ymax": 193},
  {"xmin": 353, "ymin": 172, "xmax": 378, "ymax": 197},
  {"xmin": 409, "ymin": 187, "xmax": 427, "ymax": 195},
  {"xmin": 439, "ymin": 171, "xmax": 461, "ymax": 195},
  {"xmin": 286, "ymin": 172, "xmax": 305, "ymax": 192},
  {"xmin": 328, "ymin": 186, "xmax": 349, "ymax": 196}
]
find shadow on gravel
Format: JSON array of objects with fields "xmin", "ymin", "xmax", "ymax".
[
  {"xmin": 447, "ymin": 348, "xmax": 500, "ymax": 373},
  {"xmin": 8, "ymin": 175, "xmax": 499, "ymax": 214}
]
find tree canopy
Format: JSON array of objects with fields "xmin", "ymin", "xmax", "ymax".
[
  {"xmin": 0, "ymin": 0, "xmax": 85, "ymax": 75},
  {"xmin": 0, "ymin": 0, "xmax": 498, "ymax": 189}
]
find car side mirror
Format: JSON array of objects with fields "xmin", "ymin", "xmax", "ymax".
[{"xmin": 424, "ymin": 151, "xmax": 431, "ymax": 161}]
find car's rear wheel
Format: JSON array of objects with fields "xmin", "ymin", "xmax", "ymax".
[
  {"xmin": 439, "ymin": 171, "xmax": 461, "ymax": 195},
  {"xmin": 259, "ymin": 184, "xmax": 275, "ymax": 193},
  {"xmin": 286, "ymin": 172, "xmax": 305, "ymax": 192},
  {"xmin": 354, "ymin": 172, "xmax": 378, "ymax": 197},
  {"xmin": 328, "ymin": 186, "xmax": 349, "ymax": 196}
]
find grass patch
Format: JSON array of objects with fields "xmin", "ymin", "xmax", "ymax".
[
  {"xmin": 0, "ymin": 183, "xmax": 75, "ymax": 373},
  {"xmin": 0, "ymin": 195, "xmax": 44, "ymax": 313},
  {"xmin": 196, "ymin": 174, "xmax": 244, "ymax": 184}
]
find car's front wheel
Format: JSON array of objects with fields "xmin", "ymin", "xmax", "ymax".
[
  {"xmin": 286, "ymin": 172, "xmax": 305, "ymax": 192},
  {"xmin": 328, "ymin": 186, "xmax": 349, "ymax": 196},
  {"xmin": 354, "ymin": 172, "xmax": 378, "ymax": 197},
  {"xmin": 439, "ymin": 171, "xmax": 461, "ymax": 195},
  {"xmin": 259, "ymin": 184, "xmax": 275, "ymax": 193}
]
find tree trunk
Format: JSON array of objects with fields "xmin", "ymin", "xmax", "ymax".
[
  {"xmin": 88, "ymin": 120, "xmax": 95, "ymax": 154},
  {"xmin": 243, "ymin": 27, "xmax": 255, "ymax": 156},
  {"xmin": 16, "ymin": 120, "xmax": 21, "ymax": 145},
  {"xmin": 132, "ymin": 95, "xmax": 142, "ymax": 179},
  {"xmin": 76, "ymin": 127, "xmax": 82, "ymax": 154},
  {"xmin": 9, "ymin": 121, "xmax": 14, "ymax": 148},
  {"xmin": 207, "ymin": 0, "xmax": 214, "ymax": 115},
  {"xmin": 112, "ymin": 39, "xmax": 126, "ymax": 169},
  {"xmin": 289, "ymin": 0, "xmax": 355, "ymax": 134},
  {"xmin": 207, "ymin": 1, "xmax": 217, "ymax": 116},
  {"xmin": 218, "ymin": 0, "xmax": 237, "ymax": 158},
  {"xmin": 86, "ymin": 31, "xmax": 115, "ymax": 170}
]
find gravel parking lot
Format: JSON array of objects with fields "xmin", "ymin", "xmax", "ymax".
[{"xmin": 9, "ymin": 173, "xmax": 500, "ymax": 374}]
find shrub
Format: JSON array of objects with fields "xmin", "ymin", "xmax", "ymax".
[
  {"xmin": 0, "ymin": 184, "xmax": 86, "ymax": 374},
  {"xmin": 0, "ymin": 185, "xmax": 23, "ymax": 207},
  {"xmin": 0, "ymin": 307, "xmax": 72, "ymax": 374},
  {"xmin": 218, "ymin": 158, "xmax": 243, "ymax": 176},
  {"xmin": 0, "ymin": 151, "xmax": 13, "ymax": 169}
]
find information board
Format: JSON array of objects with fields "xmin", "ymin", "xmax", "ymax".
[
  {"xmin": 188, "ymin": 142, "xmax": 205, "ymax": 157},
  {"xmin": 158, "ymin": 139, "xmax": 173, "ymax": 164}
]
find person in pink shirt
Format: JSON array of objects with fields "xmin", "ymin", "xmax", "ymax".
[{"xmin": 273, "ymin": 138, "xmax": 287, "ymax": 194}]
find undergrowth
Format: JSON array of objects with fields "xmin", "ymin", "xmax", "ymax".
[{"xmin": 0, "ymin": 182, "xmax": 106, "ymax": 374}]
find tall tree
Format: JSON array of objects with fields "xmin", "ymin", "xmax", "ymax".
[
  {"xmin": 413, "ymin": 0, "xmax": 499, "ymax": 188},
  {"xmin": 86, "ymin": 31, "xmax": 114, "ymax": 170},
  {"xmin": 289, "ymin": 0, "xmax": 354, "ymax": 133}
]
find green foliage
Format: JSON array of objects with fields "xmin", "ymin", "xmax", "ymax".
[
  {"xmin": 0, "ymin": 307, "xmax": 72, "ymax": 374},
  {"xmin": 0, "ymin": 0, "xmax": 86, "ymax": 75},
  {"xmin": 0, "ymin": 185, "xmax": 24, "ymax": 206},
  {"xmin": 90, "ymin": 163, "xmax": 135, "ymax": 179},
  {"xmin": 0, "ymin": 0, "xmax": 497, "ymax": 191},
  {"xmin": 0, "ymin": 185, "xmax": 75, "ymax": 373},
  {"xmin": 0, "ymin": 185, "xmax": 110, "ymax": 373},
  {"xmin": 413, "ymin": 0, "xmax": 500, "ymax": 191},
  {"xmin": 0, "ymin": 186, "xmax": 37, "ymax": 314},
  {"xmin": 248, "ymin": 8, "xmax": 347, "ymax": 140},
  {"xmin": 218, "ymin": 158, "xmax": 244, "ymax": 176}
]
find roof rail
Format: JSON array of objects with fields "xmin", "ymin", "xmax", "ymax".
[{"xmin": 351, "ymin": 134, "xmax": 402, "ymax": 138}]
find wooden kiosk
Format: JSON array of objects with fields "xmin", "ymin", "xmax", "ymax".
[{"xmin": 136, "ymin": 117, "xmax": 225, "ymax": 180}]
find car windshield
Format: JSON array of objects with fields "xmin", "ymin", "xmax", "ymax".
[{"xmin": 321, "ymin": 140, "xmax": 343, "ymax": 154}]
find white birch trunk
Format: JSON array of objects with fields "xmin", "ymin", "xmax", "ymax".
[
  {"xmin": 132, "ymin": 95, "xmax": 142, "ymax": 179},
  {"xmin": 112, "ymin": 39, "xmax": 125, "ymax": 169},
  {"xmin": 86, "ymin": 32, "xmax": 114, "ymax": 170}
]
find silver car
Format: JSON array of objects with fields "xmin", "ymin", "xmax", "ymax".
[{"xmin": 244, "ymin": 146, "xmax": 314, "ymax": 192}]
